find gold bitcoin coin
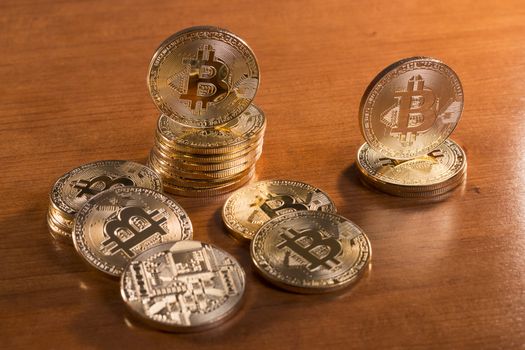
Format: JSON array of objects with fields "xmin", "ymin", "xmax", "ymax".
[
  {"xmin": 148, "ymin": 26, "xmax": 260, "ymax": 128},
  {"xmin": 73, "ymin": 187, "xmax": 192, "ymax": 276},
  {"xmin": 156, "ymin": 104, "xmax": 265, "ymax": 154},
  {"xmin": 360, "ymin": 57, "xmax": 463, "ymax": 159},
  {"xmin": 356, "ymin": 139, "xmax": 466, "ymax": 193},
  {"xmin": 222, "ymin": 180, "xmax": 337, "ymax": 243},
  {"xmin": 48, "ymin": 160, "xmax": 162, "ymax": 242},
  {"xmin": 251, "ymin": 211, "xmax": 371, "ymax": 293},
  {"xmin": 121, "ymin": 240, "xmax": 245, "ymax": 332}
]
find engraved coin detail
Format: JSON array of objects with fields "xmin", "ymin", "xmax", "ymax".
[
  {"xmin": 148, "ymin": 26, "xmax": 259, "ymax": 128},
  {"xmin": 360, "ymin": 57, "xmax": 463, "ymax": 159},
  {"xmin": 73, "ymin": 187, "xmax": 192, "ymax": 276},
  {"xmin": 121, "ymin": 240, "xmax": 245, "ymax": 332},
  {"xmin": 222, "ymin": 180, "xmax": 337, "ymax": 242},
  {"xmin": 48, "ymin": 160, "xmax": 162, "ymax": 241},
  {"xmin": 251, "ymin": 211, "xmax": 371, "ymax": 293},
  {"xmin": 356, "ymin": 139, "xmax": 467, "ymax": 196}
]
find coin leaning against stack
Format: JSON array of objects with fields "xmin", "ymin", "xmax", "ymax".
[
  {"xmin": 145, "ymin": 26, "xmax": 263, "ymax": 197},
  {"xmin": 357, "ymin": 56, "xmax": 467, "ymax": 198}
]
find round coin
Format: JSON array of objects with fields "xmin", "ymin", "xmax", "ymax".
[
  {"xmin": 356, "ymin": 139, "xmax": 466, "ymax": 191},
  {"xmin": 50, "ymin": 160, "xmax": 163, "ymax": 217},
  {"xmin": 360, "ymin": 57, "xmax": 463, "ymax": 159},
  {"xmin": 251, "ymin": 211, "xmax": 371, "ymax": 293},
  {"xmin": 223, "ymin": 180, "xmax": 337, "ymax": 242},
  {"xmin": 73, "ymin": 187, "xmax": 192, "ymax": 277},
  {"xmin": 121, "ymin": 240, "xmax": 245, "ymax": 332},
  {"xmin": 148, "ymin": 26, "xmax": 260, "ymax": 128},
  {"xmin": 156, "ymin": 104, "xmax": 265, "ymax": 154}
]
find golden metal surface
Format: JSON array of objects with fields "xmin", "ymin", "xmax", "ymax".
[
  {"xmin": 356, "ymin": 139, "xmax": 467, "ymax": 192},
  {"xmin": 360, "ymin": 57, "xmax": 463, "ymax": 159},
  {"xmin": 50, "ymin": 160, "xmax": 162, "ymax": 216},
  {"xmin": 121, "ymin": 240, "xmax": 245, "ymax": 332},
  {"xmin": 73, "ymin": 187, "xmax": 193, "ymax": 277},
  {"xmin": 250, "ymin": 211, "xmax": 371, "ymax": 293},
  {"xmin": 148, "ymin": 26, "xmax": 259, "ymax": 128},
  {"xmin": 156, "ymin": 104, "xmax": 265, "ymax": 154},
  {"xmin": 222, "ymin": 180, "xmax": 337, "ymax": 242}
]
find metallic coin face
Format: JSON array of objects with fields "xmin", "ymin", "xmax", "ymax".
[
  {"xmin": 223, "ymin": 180, "xmax": 337, "ymax": 242},
  {"xmin": 148, "ymin": 26, "xmax": 260, "ymax": 128},
  {"xmin": 50, "ymin": 160, "xmax": 163, "ymax": 217},
  {"xmin": 251, "ymin": 211, "xmax": 371, "ymax": 293},
  {"xmin": 360, "ymin": 57, "xmax": 463, "ymax": 159},
  {"xmin": 121, "ymin": 240, "xmax": 245, "ymax": 332},
  {"xmin": 157, "ymin": 104, "xmax": 265, "ymax": 153},
  {"xmin": 356, "ymin": 139, "xmax": 466, "ymax": 189},
  {"xmin": 73, "ymin": 187, "xmax": 192, "ymax": 276}
]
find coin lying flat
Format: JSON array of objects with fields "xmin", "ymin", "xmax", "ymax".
[
  {"xmin": 222, "ymin": 180, "xmax": 337, "ymax": 242},
  {"xmin": 156, "ymin": 104, "xmax": 265, "ymax": 154},
  {"xmin": 148, "ymin": 26, "xmax": 260, "ymax": 128},
  {"xmin": 48, "ymin": 160, "xmax": 163, "ymax": 241},
  {"xmin": 356, "ymin": 139, "xmax": 467, "ymax": 194},
  {"xmin": 251, "ymin": 211, "xmax": 371, "ymax": 293},
  {"xmin": 73, "ymin": 187, "xmax": 192, "ymax": 276},
  {"xmin": 121, "ymin": 240, "xmax": 245, "ymax": 332},
  {"xmin": 360, "ymin": 57, "xmax": 464, "ymax": 159}
]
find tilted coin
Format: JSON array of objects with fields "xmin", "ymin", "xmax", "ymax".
[
  {"xmin": 251, "ymin": 211, "xmax": 371, "ymax": 293},
  {"xmin": 156, "ymin": 104, "xmax": 265, "ymax": 154},
  {"xmin": 222, "ymin": 180, "xmax": 337, "ymax": 242},
  {"xmin": 121, "ymin": 240, "xmax": 245, "ymax": 332},
  {"xmin": 73, "ymin": 187, "xmax": 192, "ymax": 276},
  {"xmin": 50, "ymin": 160, "xmax": 163, "ymax": 218},
  {"xmin": 148, "ymin": 26, "xmax": 260, "ymax": 128},
  {"xmin": 356, "ymin": 139, "xmax": 466, "ymax": 192},
  {"xmin": 360, "ymin": 57, "xmax": 463, "ymax": 159}
]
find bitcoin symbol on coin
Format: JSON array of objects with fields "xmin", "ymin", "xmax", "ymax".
[
  {"xmin": 381, "ymin": 75, "xmax": 437, "ymax": 146},
  {"xmin": 259, "ymin": 193, "xmax": 311, "ymax": 219},
  {"xmin": 178, "ymin": 45, "xmax": 230, "ymax": 114},
  {"xmin": 101, "ymin": 207, "xmax": 168, "ymax": 257},
  {"xmin": 73, "ymin": 175, "xmax": 134, "ymax": 198},
  {"xmin": 277, "ymin": 228, "xmax": 342, "ymax": 270}
]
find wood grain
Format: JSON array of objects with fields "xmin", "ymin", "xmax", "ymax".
[{"xmin": 1, "ymin": 0, "xmax": 525, "ymax": 348}]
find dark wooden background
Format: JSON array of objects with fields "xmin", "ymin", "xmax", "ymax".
[{"xmin": 2, "ymin": 0, "xmax": 524, "ymax": 348}]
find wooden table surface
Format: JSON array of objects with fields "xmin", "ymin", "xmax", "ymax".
[{"xmin": 2, "ymin": 0, "xmax": 525, "ymax": 348}]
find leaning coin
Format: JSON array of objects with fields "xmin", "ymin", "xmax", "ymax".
[
  {"xmin": 50, "ymin": 160, "xmax": 163, "ymax": 219},
  {"xmin": 121, "ymin": 240, "xmax": 245, "ymax": 332},
  {"xmin": 360, "ymin": 57, "xmax": 464, "ymax": 159},
  {"xmin": 73, "ymin": 187, "xmax": 192, "ymax": 277},
  {"xmin": 222, "ymin": 180, "xmax": 336, "ymax": 243},
  {"xmin": 251, "ymin": 211, "xmax": 371, "ymax": 293},
  {"xmin": 148, "ymin": 26, "xmax": 260, "ymax": 128}
]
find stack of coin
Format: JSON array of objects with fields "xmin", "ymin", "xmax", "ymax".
[
  {"xmin": 47, "ymin": 160, "xmax": 162, "ymax": 242},
  {"xmin": 357, "ymin": 57, "xmax": 467, "ymax": 197},
  {"xmin": 146, "ymin": 26, "xmax": 263, "ymax": 197}
]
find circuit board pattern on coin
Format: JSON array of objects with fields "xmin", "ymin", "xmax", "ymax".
[{"xmin": 121, "ymin": 240, "xmax": 245, "ymax": 332}]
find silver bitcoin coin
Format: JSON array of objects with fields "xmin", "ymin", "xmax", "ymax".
[{"xmin": 121, "ymin": 240, "xmax": 246, "ymax": 332}]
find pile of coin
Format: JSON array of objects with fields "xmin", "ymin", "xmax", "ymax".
[
  {"xmin": 145, "ymin": 26, "xmax": 263, "ymax": 197},
  {"xmin": 48, "ymin": 159, "xmax": 248, "ymax": 332},
  {"xmin": 47, "ymin": 160, "xmax": 163, "ymax": 242},
  {"xmin": 222, "ymin": 180, "xmax": 372, "ymax": 293},
  {"xmin": 357, "ymin": 57, "xmax": 467, "ymax": 197}
]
